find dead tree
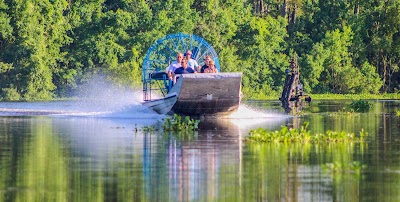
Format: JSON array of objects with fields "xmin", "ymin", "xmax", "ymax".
[{"xmin": 279, "ymin": 57, "xmax": 311, "ymax": 113}]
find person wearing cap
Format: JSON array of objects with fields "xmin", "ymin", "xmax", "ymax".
[{"xmin": 185, "ymin": 50, "xmax": 199, "ymax": 71}]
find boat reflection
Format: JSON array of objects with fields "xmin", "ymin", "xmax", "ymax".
[{"xmin": 142, "ymin": 118, "xmax": 242, "ymax": 201}]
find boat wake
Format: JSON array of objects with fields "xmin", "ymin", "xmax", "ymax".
[
  {"xmin": 0, "ymin": 77, "xmax": 165, "ymax": 124},
  {"xmin": 228, "ymin": 104, "xmax": 288, "ymax": 119},
  {"xmin": 0, "ymin": 75, "xmax": 287, "ymax": 130},
  {"xmin": 0, "ymin": 101, "xmax": 162, "ymax": 119},
  {"xmin": 224, "ymin": 104, "xmax": 290, "ymax": 130}
]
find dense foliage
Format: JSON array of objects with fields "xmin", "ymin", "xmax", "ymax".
[{"xmin": 1, "ymin": 0, "xmax": 399, "ymax": 100}]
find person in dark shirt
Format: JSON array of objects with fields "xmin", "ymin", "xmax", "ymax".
[
  {"xmin": 200, "ymin": 55, "xmax": 211, "ymax": 73},
  {"xmin": 174, "ymin": 58, "xmax": 196, "ymax": 74}
]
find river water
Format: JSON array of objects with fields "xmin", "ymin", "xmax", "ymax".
[{"xmin": 0, "ymin": 99, "xmax": 400, "ymax": 201}]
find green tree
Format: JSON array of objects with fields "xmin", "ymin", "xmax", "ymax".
[
  {"xmin": 194, "ymin": 0, "xmax": 250, "ymax": 73},
  {"xmin": 234, "ymin": 15, "xmax": 288, "ymax": 97},
  {"xmin": 358, "ymin": 61, "xmax": 383, "ymax": 94},
  {"xmin": 1, "ymin": 0, "xmax": 399, "ymax": 99},
  {"xmin": 305, "ymin": 26, "xmax": 365, "ymax": 94},
  {"xmin": 0, "ymin": 0, "xmax": 12, "ymax": 41},
  {"xmin": 323, "ymin": 27, "xmax": 360, "ymax": 93},
  {"xmin": 0, "ymin": 0, "xmax": 14, "ymax": 99},
  {"xmin": 304, "ymin": 42, "xmax": 328, "ymax": 92},
  {"xmin": 359, "ymin": 0, "xmax": 400, "ymax": 92},
  {"xmin": 0, "ymin": 0, "xmax": 71, "ymax": 100}
]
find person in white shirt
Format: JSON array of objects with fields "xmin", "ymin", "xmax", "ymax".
[
  {"xmin": 185, "ymin": 50, "xmax": 199, "ymax": 72},
  {"xmin": 167, "ymin": 53, "xmax": 183, "ymax": 80}
]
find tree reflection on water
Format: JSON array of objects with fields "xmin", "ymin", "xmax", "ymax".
[{"xmin": 1, "ymin": 100, "xmax": 400, "ymax": 201}]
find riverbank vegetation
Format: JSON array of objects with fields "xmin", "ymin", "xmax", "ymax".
[{"xmin": 1, "ymin": 1, "xmax": 400, "ymax": 100}]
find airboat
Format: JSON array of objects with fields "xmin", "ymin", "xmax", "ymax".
[{"xmin": 142, "ymin": 33, "xmax": 242, "ymax": 116}]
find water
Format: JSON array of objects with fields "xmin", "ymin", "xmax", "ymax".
[{"xmin": 1, "ymin": 99, "xmax": 400, "ymax": 201}]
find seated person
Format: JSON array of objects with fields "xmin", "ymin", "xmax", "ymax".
[
  {"xmin": 185, "ymin": 50, "xmax": 199, "ymax": 71},
  {"xmin": 200, "ymin": 55, "xmax": 211, "ymax": 73},
  {"xmin": 174, "ymin": 58, "xmax": 196, "ymax": 74},
  {"xmin": 167, "ymin": 53, "xmax": 183, "ymax": 80},
  {"xmin": 203, "ymin": 60, "xmax": 218, "ymax": 73}
]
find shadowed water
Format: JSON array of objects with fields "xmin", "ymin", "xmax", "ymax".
[{"xmin": 1, "ymin": 99, "xmax": 400, "ymax": 201}]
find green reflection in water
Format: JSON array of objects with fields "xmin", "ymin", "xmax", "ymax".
[
  {"xmin": 0, "ymin": 118, "xmax": 16, "ymax": 201},
  {"xmin": 0, "ymin": 118, "xmax": 68, "ymax": 201},
  {"xmin": 1, "ymin": 99, "xmax": 400, "ymax": 202},
  {"xmin": 242, "ymin": 141, "xmax": 367, "ymax": 201},
  {"xmin": 68, "ymin": 132, "xmax": 146, "ymax": 202}
]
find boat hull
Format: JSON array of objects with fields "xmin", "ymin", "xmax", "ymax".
[
  {"xmin": 169, "ymin": 73, "xmax": 242, "ymax": 116},
  {"xmin": 142, "ymin": 93, "xmax": 177, "ymax": 114}
]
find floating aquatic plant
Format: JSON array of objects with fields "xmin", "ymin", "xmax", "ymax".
[
  {"xmin": 133, "ymin": 124, "xmax": 158, "ymax": 133},
  {"xmin": 348, "ymin": 100, "xmax": 373, "ymax": 112},
  {"xmin": 244, "ymin": 122, "xmax": 368, "ymax": 143},
  {"xmin": 327, "ymin": 107, "xmax": 359, "ymax": 116},
  {"xmin": 163, "ymin": 114, "xmax": 200, "ymax": 132}
]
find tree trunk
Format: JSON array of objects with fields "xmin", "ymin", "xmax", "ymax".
[
  {"xmin": 253, "ymin": 0, "xmax": 258, "ymax": 15},
  {"xmin": 287, "ymin": 1, "xmax": 297, "ymax": 32},
  {"xmin": 282, "ymin": 0, "xmax": 288, "ymax": 18},
  {"xmin": 381, "ymin": 49, "xmax": 387, "ymax": 92},
  {"xmin": 387, "ymin": 57, "xmax": 392, "ymax": 91},
  {"xmin": 290, "ymin": 3, "xmax": 297, "ymax": 24},
  {"xmin": 253, "ymin": 0, "xmax": 264, "ymax": 15},
  {"xmin": 354, "ymin": 1, "xmax": 359, "ymax": 15},
  {"xmin": 260, "ymin": 0, "xmax": 264, "ymax": 16}
]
